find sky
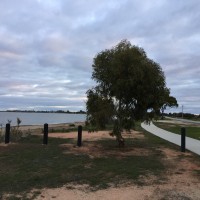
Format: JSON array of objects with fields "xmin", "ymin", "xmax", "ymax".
[{"xmin": 0, "ymin": 0, "xmax": 199, "ymax": 114}]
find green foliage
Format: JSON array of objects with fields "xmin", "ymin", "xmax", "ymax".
[
  {"xmin": 10, "ymin": 127, "xmax": 23, "ymax": 141},
  {"xmin": 160, "ymin": 91, "xmax": 178, "ymax": 119},
  {"xmin": 86, "ymin": 39, "xmax": 177, "ymax": 144},
  {"xmin": 167, "ymin": 112, "xmax": 200, "ymax": 120},
  {"xmin": 86, "ymin": 89, "xmax": 114, "ymax": 129}
]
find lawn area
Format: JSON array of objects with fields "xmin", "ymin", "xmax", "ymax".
[
  {"xmin": 154, "ymin": 121, "xmax": 200, "ymax": 140},
  {"xmin": 0, "ymin": 123, "xmax": 200, "ymax": 199}
]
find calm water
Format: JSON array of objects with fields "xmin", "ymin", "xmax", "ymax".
[{"xmin": 0, "ymin": 112, "xmax": 86, "ymax": 126}]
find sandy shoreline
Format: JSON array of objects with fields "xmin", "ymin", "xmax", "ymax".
[{"xmin": 11, "ymin": 122, "xmax": 85, "ymax": 131}]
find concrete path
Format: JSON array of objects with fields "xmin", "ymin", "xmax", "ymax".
[{"xmin": 141, "ymin": 122, "xmax": 200, "ymax": 156}]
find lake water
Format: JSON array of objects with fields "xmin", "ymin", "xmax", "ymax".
[{"xmin": 0, "ymin": 112, "xmax": 86, "ymax": 126}]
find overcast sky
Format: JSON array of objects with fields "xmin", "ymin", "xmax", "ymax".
[{"xmin": 0, "ymin": 0, "xmax": 199, "ymax": 114}]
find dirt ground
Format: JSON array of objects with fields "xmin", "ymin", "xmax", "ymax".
[
  {"xmin": 35, "ymin": 127, "xmax": 200, "ymax": 200},
  {"xmin": 2, "ymin": 123, "xmax": 200, "ymax": 200}
]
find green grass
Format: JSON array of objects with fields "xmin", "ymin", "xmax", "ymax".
[
  {"xmin": 1, "ymin": 123, "xmax": 200, "ymax": 199},
  {"xmin": 0, "ymin": 130, "xmax": 167, "ymax": 198},
  {"xmin": 49, "ymin": 127, "xmax": 77, "ymax": 133},
  {"xmin": 154, "ymin": 122, "xmax": 200, "ymax": 140},
  {"xmin": 48, "ymin": 124, "xmax": 112, "ymax": 133}
]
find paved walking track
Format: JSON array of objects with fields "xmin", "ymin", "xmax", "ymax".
[{"xmin": 141, "ymin": 122, "xmax": 200, "ymax": 156}]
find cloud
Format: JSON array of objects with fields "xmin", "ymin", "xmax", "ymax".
[{"xmin": 0, "ymin": 0, "xmax": 199, "ymax": 113}]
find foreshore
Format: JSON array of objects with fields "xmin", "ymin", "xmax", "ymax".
[{"xmin": 11, "ymin": 122, "xmax": 85, "ymax": 132}]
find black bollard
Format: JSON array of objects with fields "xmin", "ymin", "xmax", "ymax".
[
  {"xmin": 181, "ymin": 127, "xmax": 186, "ymax": 152},
  {"xmin": 5, "ymin": 123, "xmax": 10, "ymax": 144},
  {"xmin": 77, "ymin": 125, "xmax": 82, "ymax": 147},
  {"xmin": 43, "ymin": 123, "xmax": 48, "ymax": 145}
]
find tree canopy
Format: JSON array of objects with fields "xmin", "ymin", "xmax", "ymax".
[{"xmin": 86, "ymin": 40, "xmax": 178, "ymax": 145}]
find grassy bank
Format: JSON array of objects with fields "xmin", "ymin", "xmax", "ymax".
[{"xmin": 154, "ymin": 121, "xmax": 200, "ymax": 140}]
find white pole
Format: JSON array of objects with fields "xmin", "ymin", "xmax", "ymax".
[{"xmin": 182, "ymin": 105, "xmax": 183, "ymax": 118}]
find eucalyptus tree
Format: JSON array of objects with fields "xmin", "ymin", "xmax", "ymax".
[
  {"xmin": 86, "ymin": 40, "xmax": 177, "ymax": 146},
  {"xmin": 160, "ymin": 92, "xmax": 178, "ymax": 119}
]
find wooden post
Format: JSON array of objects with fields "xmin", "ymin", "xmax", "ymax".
[
  {"xmin": 77, "ymin": 125, "xmax": 82, "ymax": 147},
  {"xmin": 181, "ymin": 127, "xmax": 186, "ymax": 152},
  {"xmin": 43, "ymin": 123, "xmax": 48, "ymax": 145},
  {"xmin": 5, "ymin": 123, "xmax": 10, "ymax": 144}
]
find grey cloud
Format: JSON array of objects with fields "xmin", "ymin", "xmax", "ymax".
[
  {"xmin": 0, "ymin": 0, "xmax": 199, "ymax": 113},
  {"xmin": 0, "ymin": 95, "xmax": 85, "ymax": 111}
]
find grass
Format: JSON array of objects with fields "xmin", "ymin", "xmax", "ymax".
[
  {"xmin": 0, "ymin": 122, "xmax": 199, "ymax": 199},
  {"xmin": 154, "ymin": 121, "xmax": 200, "ymax": 140},
  {"xmin": 48, "ymin": 123, "xmax": 107, "ymax": 133}
]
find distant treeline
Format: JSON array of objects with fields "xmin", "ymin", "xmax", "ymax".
[
  {"xmin": 0, "ymin": 110, "xmax": 86, "ymax": 114},
  {"xmin": 164, "ymin": 112, "xmax": 200, "ymax": 119}
]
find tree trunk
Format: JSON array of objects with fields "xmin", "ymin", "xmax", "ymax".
[
  {"xmin": 116, "ymin": 134, "xmax": 125, "ymax": 147},
  {"xmin": 161, "ymin": 107, "xmax": 164, "ymax": 120}
]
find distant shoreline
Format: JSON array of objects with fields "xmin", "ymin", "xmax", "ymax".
[{"xmin": 0, "ymin": 110, "xmax": 86, "ymax": 114}]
